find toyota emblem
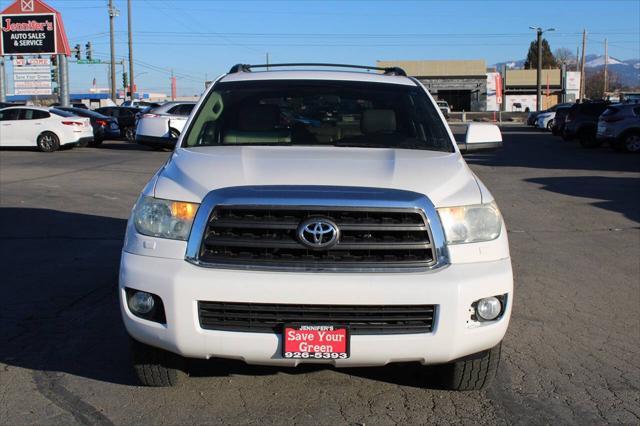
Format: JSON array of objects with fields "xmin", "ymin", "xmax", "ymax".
[{"xmin": 296, "ymin": 217, "xmax": 340, "ymax": 249}]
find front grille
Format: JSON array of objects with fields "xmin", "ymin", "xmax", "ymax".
[
  {"xmin": 198, "ymin": 301, "xmax": 436, "ymax": 334},
  {"xmin": 198, "ymin": 206, "xmax": 435, "ymax": 270}
]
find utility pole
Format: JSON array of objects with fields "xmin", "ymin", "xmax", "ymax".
[
  {"xmin": 266, "ymin": 52, "xmax": 270, "ymax": 70},
  {"xmin": 576, "ymin": 46, "xmax": 580, "ymax": 71},
  {"xmin": 170, "ymin": 69, "xmax": 176, "ymax": 101},
  {"xmin": 127, "ymin": 0, "xmax": 135, "ymax": 100},
  {"xmin": 0, "ymin": 57, "xmax": 6, "ymax": 102},
  {"xmin": 579, "ymin": 29, "xmax": 587, "ymax": 103},
  {"xmin": 108, "ymin": 0, "xmax": 118, "ymax": 102},
  {"xmin": 536, "ymin": 28, "xmax": 542, "ymax": 111},
  {"xmin": 529, "ymin": 26, "xmax": 555, "ymax": 111},
  {"xmin": 603, "ymin": 38, "xmax": 608, "ymax": 97}
]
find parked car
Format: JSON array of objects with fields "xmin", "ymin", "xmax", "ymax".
[
  {"xmin": 55, "ymin": 107, "xmax": 120, "ymax": 146},
  {"xmin": 0, "ymin": 106, "xmax": 93, "ymax": 152},
  {"xmin": 597, "ymin": 103, "xmax": 640, "ymax": 152},
  {"xmin": 94, "ymin": 106, "xmax": 140, "ymax": 142},
  {"xmin": 51, "ymin": 102, "xmax": 89, "ymax": 110},
  {"xmin": 551, "ymin": 105, "xmax": 573, "ymax": 136},
  {"xmin": 121, "ymin": 100, "xmax": 162, "ymax": 109},
  {"xmin": 563, "ymin": 101, "xmax": 610, "ymax": 147},
  {"xmin": 436, "ymin": 100, "xmax": 450, "ymax": 118},
  {"xmin": 135, "ymin": 101, "xmax": 196, "ymax": 149},
  {"xmin": 120, "ymin": 63, "xmax": 512, "ymax": 390},
  {"xmin": 527, "ymin": 103, "xmax": 573, "ymax": 126},
  {"xmin": 535, "ymin": 111, "xmax": 556, "ymax": 130}
]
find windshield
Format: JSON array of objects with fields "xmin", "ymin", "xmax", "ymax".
[{"xmin": 182, "ymin": 80, "xmax": 453, "ymax": 152}]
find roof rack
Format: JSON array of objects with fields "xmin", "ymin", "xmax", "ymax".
[{"xmin": 228, "ymin": 63, "xmax": 407, "ymax": 76}]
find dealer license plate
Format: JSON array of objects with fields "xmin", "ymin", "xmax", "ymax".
[{"xmin": 283, "ymin": 325, "xmax": 349, "ymax": 359}]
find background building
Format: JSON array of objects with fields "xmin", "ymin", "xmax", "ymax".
[
  {"xmin": 379, "ymin": 59, "xmax": 581, "ymax": 112},
  {"xmin": 377, "ymin": 60, "xmax": 487, "ymax": 111}
]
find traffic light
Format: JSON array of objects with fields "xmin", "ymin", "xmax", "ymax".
[
  {"xmin": 85, "ymin": 42, "xmax": 92, "ymax": 61},
  {"xmin": 74, "ymin": 44, "xmax": 81, "ymax": 61},
  {"xmin": 51, "ymin": 66, "xmax": 58, "ymax": 83},
  {"xmin": 122, "ymin": 72, "xmax": 129, "ymax": 89}
]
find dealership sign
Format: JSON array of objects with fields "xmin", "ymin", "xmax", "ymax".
[
  {"xmin": 0, "ymin": 0, "xmax": 70, "ymax": 56},
  {"xmin": 1, "ymin": 13, "xmax": 56, "ymax": 54},
  {"xmin": 13, "ymin": 56, "xmax": 51, "ymax": 95}
]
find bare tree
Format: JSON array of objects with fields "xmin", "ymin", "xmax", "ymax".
[
  {"xmin": 554, "ymin": 47, "xmax": 577, "ymax": 70},
  {"xmin": 585, "ymin": 70, "xmax": 621, "ymax": 99}
]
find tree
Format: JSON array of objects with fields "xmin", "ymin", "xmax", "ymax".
[
  {"xmin": 524, "ymin": 38, "xmax": 557, "ymax": 69},
  {"xmin": 585, "ymin": 70, "xmax": 621, "ymax": 99},
  {"xmin": 554, "ymin": 47, "xmax": 576, "ymax": 70}
]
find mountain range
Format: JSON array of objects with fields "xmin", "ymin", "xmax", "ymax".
[{"xmin": 493, "ymin": 55, "xmax": 640, "ymax": 88}]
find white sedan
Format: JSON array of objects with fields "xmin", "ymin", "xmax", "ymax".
[{"xmin": 0, "ymin": 106, "xmax": 93, "ymax": 152}]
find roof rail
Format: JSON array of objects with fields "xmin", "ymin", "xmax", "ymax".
[{"xmin": 228, "ymin": 63, "xmax": 407, "ymax": 76}]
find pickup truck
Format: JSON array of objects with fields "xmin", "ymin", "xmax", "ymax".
[{"xmin": 120, "ymin": 63, "xmax": 513, "ymax": 390}]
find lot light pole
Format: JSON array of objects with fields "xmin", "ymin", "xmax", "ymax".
[
  {"xmin": 530, "ymin": 26, "xmax": 555, "ymax": 111},
  {"xmin": 127, "ymin": 0, "xmax": 135, "ymax": 100}
]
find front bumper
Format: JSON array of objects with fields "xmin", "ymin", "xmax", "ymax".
[{"xmin": 119, "ymin": 251, "xmax": 513, "ymax": 367}]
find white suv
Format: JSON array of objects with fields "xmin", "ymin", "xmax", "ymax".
[
  {"xmin": 120, "ymin": 64, "xmax": 512, "ymax": 390},
  {"xmin": 135, "ymin": 101, "xmax": 196, "ymax": 149}
]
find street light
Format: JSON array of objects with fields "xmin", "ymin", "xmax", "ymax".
[{"xmin": 529, "ymin": 26, "xmax": 555, "ymax": 111}]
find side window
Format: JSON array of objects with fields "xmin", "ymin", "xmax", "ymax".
[
  {"xmin": 32, "ymin": 110, "xmax": 50, "ymax": 119},
  {"xmin": 0, "ymin": 109, "xmax": 21, "ymax": 120},
  {"xmin": 179, "ymin": 104, "xmax": 195, "ymax": 115},
  {"xmin": 167, "ymin": 105, "xmax": 182, "ymax": 114}
]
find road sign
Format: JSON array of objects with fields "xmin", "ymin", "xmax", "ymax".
[{"xmin": 76, "ymin": 59, "xmax": 103, "ymax": 64}]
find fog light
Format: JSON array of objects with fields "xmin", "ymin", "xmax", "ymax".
[
  {"xmin": 476, "ymin": 296, "xmax": 502, "ymax": 321},
  {"xmin": 129, "ymin": 291, "xmax": 155, "ymax": 314}
]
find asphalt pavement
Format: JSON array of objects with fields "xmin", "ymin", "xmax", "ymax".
[{"xmin": 1, "ymin": 127, "xmax": 639, "ymax": 425}]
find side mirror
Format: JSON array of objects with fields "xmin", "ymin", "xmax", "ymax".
[{"xmin": 457, "ymin": 123, "xmax": 503, "ymax": 154}]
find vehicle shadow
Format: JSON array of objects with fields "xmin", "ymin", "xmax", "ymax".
[
  {"xmin": 188, "ymin": 357, "xmax": 445, "ymax": 389},
  {"xmin": 525, "ymin": 176, "xmax": 640, "ymax": 224},
  {"xmin": 462, "ymin": 126, "xmax": 640, "ymax": 174},
  {"xmin": 0, "ymin": 207, "xmax": 137, "ymax": 386},
  {"xmin": 0, "ymin": 207, "xmax": 448, "ymax": 389},
  {"xmin": 95, "ymin": 140, "xmax": 161, "ymax": 151}
]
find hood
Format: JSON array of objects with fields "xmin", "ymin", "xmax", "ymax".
[{"xmin": 154, "ymin": 146, "xmax": 481, "ymax": 207}]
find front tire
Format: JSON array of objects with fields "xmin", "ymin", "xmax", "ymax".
[
  {"xmin": 546, "ymin": 120, "xmax": 554, "ymax": 131},
  {"xmin": 130, "ymin": 338, "xmax": 187, "ymax": 387},
  {"xmin": 436, "ymin": 343, "xmax": 502, "ymax": 391},
  {"xmin": 37, "ymin": 132, "xmax": 60, "ymax": 152}
]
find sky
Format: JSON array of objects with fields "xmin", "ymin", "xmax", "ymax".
[{"xmin": 1, "ymin": 0, "xmax": 639, "ymax": 96}]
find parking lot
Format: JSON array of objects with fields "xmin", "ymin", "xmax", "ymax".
[{"xmin": 0, "ymin": 126, "xmax": 638, "ymax": 425}]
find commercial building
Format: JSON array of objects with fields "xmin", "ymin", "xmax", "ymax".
[
  {"xmin": 378, "ymin": 59, "xmax": 581, "ymax": 112},
  {"xmin": 377, "ymin": 60, "xmax": 487, "ymax": 111}
]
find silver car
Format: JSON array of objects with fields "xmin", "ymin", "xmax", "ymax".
[{"xmin": 597, "ymin": 103, "xmax": 640, "ymax": 152}]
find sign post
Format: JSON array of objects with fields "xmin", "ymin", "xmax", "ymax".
[
  {"xmin": 0, "ymin": 57, "xmax": 6, "ymax": 102},
  {"xmin": 0, "ymin": 0, "xmax": 71, "ymax": 104}
]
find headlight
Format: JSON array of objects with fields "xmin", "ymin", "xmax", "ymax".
[
  {"xmin": 437, "ymin": 201, "xmax": 502, "ymax": 244},
  {"xmin": 133, "ymin": 196, "xmax": 199, "ymax": 240}
]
